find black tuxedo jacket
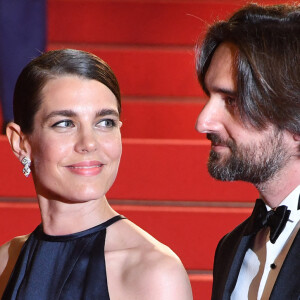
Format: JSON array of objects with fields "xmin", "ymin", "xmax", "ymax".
[{"xmin": 211, "ymin": 214, "xmax": 300, "ymax": 300}]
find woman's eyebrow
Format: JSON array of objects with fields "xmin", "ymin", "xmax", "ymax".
[
  {"xmin": 44, "ymin": 110, "xmax": 77, "ymax": 122},
  {"xmin": 95, "ymin": 109, "xmax": 119, "ymax": 118},
  {"xmin": 44, "ymin": 109, "xmax": 119, "ymax": 123}
]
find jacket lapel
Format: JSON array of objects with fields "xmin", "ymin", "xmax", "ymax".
[
  {"xmin": 212, "ymin": 216, "xmax": 255, "ymax": 300},
  {"xmin": 270, "ymin": 229, "xmax": 300, "ymax": 299},
  {"xmin": 222, "ymin": 234, "xmax": 254, "ymax": 299}
]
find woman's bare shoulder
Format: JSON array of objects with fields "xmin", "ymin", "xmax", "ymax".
[
  {"xmin": 131, "ymin": 239, "xmax": 193, "ymax": 300},
  {"xmin": 106, "ymin": 219, "xmax": 193, "ymax": 299},
  {"xmin": 0, "ymin": 235, "xmax": 29, "ymax": 294}
]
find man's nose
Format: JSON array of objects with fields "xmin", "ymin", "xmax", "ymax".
[{"xmin": 195, "ymin": 99, "xmax": 223, "ymax": 134}]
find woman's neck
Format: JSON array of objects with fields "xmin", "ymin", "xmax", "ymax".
[{"xmin": 37, "ymin": 195, "xmax": 117, "ymax": 235}]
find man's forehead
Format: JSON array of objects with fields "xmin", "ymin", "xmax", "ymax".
[{"xmin": 204, "ymin": 42, "xmax": 238, "ymax": 93}]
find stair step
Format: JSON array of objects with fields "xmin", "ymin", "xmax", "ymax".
[
  {"xmin": 47, "ymin": 44, "xmax": 203, "ymax": 97},
  {"xmin": 48, "ymin": 0, "xmax": 241, "ymax": 46},
  {"xmin": 121, "ymin": 99, "xmax": 204, "ymax": 140},
  {"xmin": 189, "ymin": 274, "xmax": 212, "ymax": 300}
]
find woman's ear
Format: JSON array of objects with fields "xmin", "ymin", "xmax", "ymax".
[{"xmin": 6, "ymin": 122, "xmax": 31, "ymax": 161}]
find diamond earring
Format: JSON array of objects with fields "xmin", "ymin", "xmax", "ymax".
[{"xmin": 21, "ymin": 157, "xmax": 31, "ymax": 177}]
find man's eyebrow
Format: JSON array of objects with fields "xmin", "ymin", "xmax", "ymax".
[{"xmin": 211, "ymin": 87, "xmax": 237, "ymax": 97}]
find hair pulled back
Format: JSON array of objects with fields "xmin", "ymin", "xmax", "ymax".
[{"xmin": 13, "ymin": 49, "xmax": 121, "ymax": 134}]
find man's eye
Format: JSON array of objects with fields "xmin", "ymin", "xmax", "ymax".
[
  {"xmin": 52, "ymin": 120, "xmax": 74, "ymax": 128},
  {"xmin": 225, "ymin": 96, "xmax": 236, "ymax": 107},
  {"xmin": 97, "ymin": 119, "xmax": 116, "ymax": 128}
]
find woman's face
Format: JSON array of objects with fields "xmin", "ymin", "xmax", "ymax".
[{"xmin": 27, "ymin": 75, "xmax": 122, "ymax": 203}]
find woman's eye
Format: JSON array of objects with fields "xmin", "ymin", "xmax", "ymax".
[
  {"xmin": 52, "ymin": 120, "xmax": 74, "ymax": 128},
  {"xmin": 97, "ymin": 119, "xmax": 116, "ymax": 128}
]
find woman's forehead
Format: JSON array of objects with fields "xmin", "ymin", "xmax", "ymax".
[{"xmin": 36, "ymin": 76, "xmax": 119, "ymax": 117}]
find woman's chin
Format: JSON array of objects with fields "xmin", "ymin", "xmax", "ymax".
[{"xmin": 36, "ymin": 186, "xmax": 107, "ymax": 204}]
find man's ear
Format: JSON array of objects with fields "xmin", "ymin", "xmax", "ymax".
[
  {"xmin": 6, "ymin": 122, "xmax": 32, "ymax": 161},
  {"xmin": 293, "ymin": 134, "xmax": 300, "ymax": 142}
]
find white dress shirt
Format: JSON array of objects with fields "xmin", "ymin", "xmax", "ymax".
[{"xmin": 231, "ymin": 185, "xmax": 300, "ymax": 300}]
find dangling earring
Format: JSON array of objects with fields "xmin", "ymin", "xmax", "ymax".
[{"xmin": 21, "ymin": 157, "xmax": 31, "ymax": 177}]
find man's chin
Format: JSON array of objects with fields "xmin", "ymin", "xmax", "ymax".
[
  {"xmin": 207, "ymin": 154, "xmax": 239, "ymax": 182},
  {"xmin": 209, "ymin": 150, "xmax": 231, "ymax": 165}
]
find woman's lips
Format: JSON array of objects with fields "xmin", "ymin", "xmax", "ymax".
[{"xmin": 66, "ymin": 161, "xmax": 104, "ymax": 176}]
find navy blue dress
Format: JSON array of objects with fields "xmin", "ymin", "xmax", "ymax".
[{"xmin": 2, "ymin": 215, "xmax": 125, "ymax": 300}]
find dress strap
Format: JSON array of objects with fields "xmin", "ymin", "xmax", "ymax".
[
  {"xmin": 102, "ymin": 215, "xmax": 126, "ymax": 228},
  {"xmin": 34, "ymin": 215, "xmax": 127, "ymax": 241}
]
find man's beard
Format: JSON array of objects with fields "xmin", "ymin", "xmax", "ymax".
[{"xmin": 207, "ymin": 130, "xmax": 289, "ymax": 185}]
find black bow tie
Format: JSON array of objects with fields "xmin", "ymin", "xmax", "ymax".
[{"xmin": 248, "ymin": 199, "xmax": 291, "ymax": 244}]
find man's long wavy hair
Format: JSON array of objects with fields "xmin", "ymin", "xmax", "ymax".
[{"xmin": 196, "ymin": 4, "xmax": 300, "ymax": 136}]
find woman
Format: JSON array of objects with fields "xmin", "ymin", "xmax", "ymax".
[{"xmin": 0, "ymin": 49, "xmax": 193, "ymax": 299}]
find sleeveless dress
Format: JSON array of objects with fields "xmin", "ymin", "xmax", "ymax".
[{"xmin": 2, "ymin": 215, "xmax": 126, "ymax": 300}]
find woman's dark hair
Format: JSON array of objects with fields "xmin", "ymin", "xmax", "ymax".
[
  {"xmin": 196, "ymin": 4, "xmax": 300, "ymax": 135},
  {"xmin": 13, "ymin": 49, "xmax": 121, "ymax": 134}
]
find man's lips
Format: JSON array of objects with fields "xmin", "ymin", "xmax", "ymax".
[
  {"xmin": 206, "ymin": 134, "xmax": 230, "ymax": 149},
  {"xmin": 211, "ymin": 141, "xmax": 226, "ymax": 147},
  {"xmin": 65, "ymin": 161, "xmax": 104, "ymax": 175},
  {"xmin": 210, "ymin": 141, "xmax": 230, "ymax": 152}
]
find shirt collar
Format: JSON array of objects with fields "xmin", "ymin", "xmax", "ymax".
[{"xmin": 266, "ymin": 185, "xmax": 300, "ymax": 222}]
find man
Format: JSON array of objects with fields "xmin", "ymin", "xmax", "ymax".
[{"xmin": 195, "ymin": 4, "xmax": 300, "ymax": 300}]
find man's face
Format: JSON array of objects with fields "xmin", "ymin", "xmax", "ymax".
[{"xmin": 196, "ymin": 42, "xmax": 291, "ymax": 185}]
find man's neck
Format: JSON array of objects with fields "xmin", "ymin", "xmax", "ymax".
[{"xmin": 256, "ymin": 161, "xmax": 300, "ymax": 208}]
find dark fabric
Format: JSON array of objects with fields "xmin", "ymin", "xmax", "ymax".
[
  {"xmin": 270, "ymin": 231, "xmax": 300, "ymax": 299},
  {"xmin": 211, "ymin": 205, "xmax": 300, "ymax": 300},
  {"xmin": 0, "ymin": 0, "xmax": 46, "ymax": 123},
  {"xmin": 2, "ymin": 215, "xmax": 125, "ymax": 300},
  {"xmin": 246, "ymin": 199, "xmax": 291, "ymax": 243},
  {"xmin": 211, "ymin": 218, "xmax": 255, "ymax": 300}
]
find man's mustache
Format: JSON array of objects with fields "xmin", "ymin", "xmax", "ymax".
[{"xmin": 206, "ymin": 133, "xmax": 235, "ymax": 149}]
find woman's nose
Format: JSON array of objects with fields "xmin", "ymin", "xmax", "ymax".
[
  {"xmin": 75, "ymin": 128, "xmax": 98, "ymax": 153},
  {"xmin": 195, "ymin": 99, "xmax": 223, "ymax": 134}
]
